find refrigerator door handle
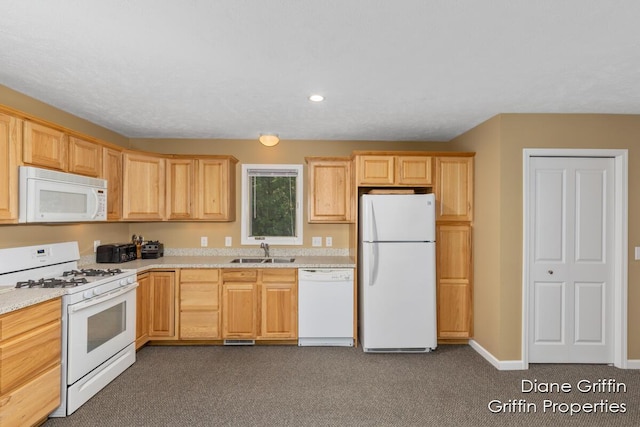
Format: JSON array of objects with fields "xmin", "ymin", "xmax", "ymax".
[
  {"xmin": 366, "ymin": 199, "xmax": 376, "ymax": 242},
  {"xmin": 368, "ymin": 243, "xmax": 379, "ymax": 286}
]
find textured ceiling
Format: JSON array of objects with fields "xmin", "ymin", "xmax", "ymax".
[{"xmin": 1, "ymin": 1, "xmax": 639, "ymax": 142}]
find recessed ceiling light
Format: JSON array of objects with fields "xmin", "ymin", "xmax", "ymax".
[{"xmin": 309, "ymin": 94, "xmax": 324, "ymax": 102}]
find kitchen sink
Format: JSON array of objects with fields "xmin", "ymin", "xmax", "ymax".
[
  {"xmin": 230, "ymin": 257, "xmax": 296, "ymax": 264},
  {"xmin": 230, "ymin": 258, "xmax": 268, "ymax": 263}
]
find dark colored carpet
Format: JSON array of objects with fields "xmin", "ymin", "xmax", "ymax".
[{"xmin": 44, "ymin": 345, "xmax": 639, "ymax": 426}]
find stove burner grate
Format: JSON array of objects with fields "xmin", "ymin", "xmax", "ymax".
[
  {"xmin": 63, "ymin": 268, "xmax": 124, "ymax": 277},
  {"xmin": 16, "ymin": 277, "xmax": 89, "ymax": 289}
]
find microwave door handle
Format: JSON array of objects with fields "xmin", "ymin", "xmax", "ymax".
[{"xmin": 90, "ymin": 189, "xmax": 100, "ymax": 219}]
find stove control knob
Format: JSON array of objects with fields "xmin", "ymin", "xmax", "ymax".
[
  {"xmin": 119, "ymin": 278, "xmax": 128, "ymax": 287},
  {"xmin": 127, "ymin": 276, "xmax": 135, "ymax": 284},
  {"xmin": 83, "ymin": 289, "xmax": 95, "ymax": 299}
]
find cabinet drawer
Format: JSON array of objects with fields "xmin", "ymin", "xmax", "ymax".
[
  {"xmin": 180, "ymin": 269, "xmax": 219, "ymax": 283},
  {"xmin": 0, "ymin": 299, "xmax": 61, "ymax": 341},
  {"xmin": 180, "ymin": 282, "xmax": 219, "ymax": 310},
  {"xmin": 180, "ymin": 311, "xmax": 219, "ymax": 339},
  {"xmin": 0, "ymin": 320, "xmax": 61, "ymax": 394},
  {"xmin": 222, "ymin": 270, "xmax": 257, "ymax": 282},
  {"xmin": 262, "ymin": 269, "xmax": 297, "ymax": 283},
  {"xmin": 0, "ymin": 364, "xmax": 61, "ymax": 427}
]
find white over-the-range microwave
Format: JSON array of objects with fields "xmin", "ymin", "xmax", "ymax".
[{"xmin": 19, "ymin": 166, "xmax": 107, "ymax": 223}]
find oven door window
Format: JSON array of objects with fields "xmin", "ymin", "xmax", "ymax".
[{"xmin": 87, "ymin": 302, "xmax": 126, "ymax": 352}]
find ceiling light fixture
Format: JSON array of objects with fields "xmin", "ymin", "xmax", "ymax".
[
  {"xmin": 259, "ymin": 134, "xmax": 280, "ymax": 147},
  {"xmin": 309, "ymin": 94, "xmax": 324, "ymax": 102}
]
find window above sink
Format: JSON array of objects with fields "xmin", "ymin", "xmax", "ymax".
[{"xmin": 240, "ymin": 164, "xmax": 303, "ymax": 246}]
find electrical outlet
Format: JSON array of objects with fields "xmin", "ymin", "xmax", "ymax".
[
  {"xmin": 93, "ymin": 240, "xmax": 101, "ymax": 252},
  {"xmin": 325, "ymin": 237, "xmax": 333, "ymax": 247},
  {"xmin": 225, "ymin": 236, "xmax": 232, "ymax": 247},
  {"xmin": 312, "ymin": 236, "xmax": 322, "ymax": 247},
  {"xmin": 201, "ymin": 236, "xmax": 208, "ymax": 247},
  {"xmin": 635, "ymin": 247, "xmax": 640, "ymax": 260}
]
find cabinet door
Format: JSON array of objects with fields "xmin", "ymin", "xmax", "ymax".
[
  {"xmin": 148, "ymin": 271, "xmax": 177, "ymax": 339},
  {"xmin": 179, "ymin": 269, "xmax": 220, "ymax": 339},
  {"xmin": 166, "ymin": 158, "xmax": 195, "ymax": 220},
  {"xmin": 0, "ymin": 113, "xmax": 21, "ymax": 222},
  {"xmin": 435, "ymin": 156, "xmax": 473, "ymax": 221},
  {"xmin": 396, "ymin": 156, "xmax": 432, "ymax": 186},
  {"xmin": 122, "ymin": 152, "xmax": 166, "ymax": 220},
  {"xmin": 136, "ymin": 273, "xmax": 150, "ymax": 349},
  {"xmin": 357, "ymin": 155, "xmax": 395, "ymax": 185},
  {"xmin": 260, "ymin": 269, "xmax": 297, "ymax": 339},
  {"xmin": 306, "ymin": 158, "xmax": 353, "ymax": 223},
  {"xmin": 68, "ymin": 136, "xmax": 102, "ymax": 177},
  {"xmin": 22, "ymin": 121, "xmax": 68, "ymax": 171},
  {"xmin": 102, "ymin": 147, "xmax": 123, "ymax": 220},
  {"xmin": 196, "ymin": 158, "xmax": 234, "ymax": 221},
  {"xmin": 222, "ymin": 283, "xmax": 258, "ymax": 339},
  {"xmin": 436, "ymin": 224, "xmax": 473, "ymax": 339}
]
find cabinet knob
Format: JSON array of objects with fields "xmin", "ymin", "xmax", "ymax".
[{"xmin": 548, "ymin": 270, "xmax": 554, "ymax": 275}]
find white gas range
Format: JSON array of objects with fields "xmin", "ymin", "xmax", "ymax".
[{"xmin": 0, "ymin": 241, "xmax": 137, "ymax": 417}]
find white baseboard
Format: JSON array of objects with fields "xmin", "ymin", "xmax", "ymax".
[
  {"xmin": 469, "ymin": 339, "xmax": 526, "ymax": 370},
  {"xmin": 625, "ymin": 359, "xmax": 640, "ymax": 369},
  {"xmin": 469, "ymin": 340, "xmax": 640, "ymax": 370}
]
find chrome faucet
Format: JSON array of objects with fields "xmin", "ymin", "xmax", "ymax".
[{"xmin": 260, "ymin": 242, "xmax": 270, "ymax": 258}]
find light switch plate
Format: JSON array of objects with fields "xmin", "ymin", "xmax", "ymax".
[
  {"xmin": 312, "ymin": 236, "xmax": 322, "ymax": 247},
  {"xmin": 635, "ymin": 247, "xmax": 640, "ymax": 260},
  {"xmin": 225, "ymin": 236, "xmax": 232, "ymax": 247},
  {"xmin": 325, "ymin": 237, "xmax": 333, "ymax": 247},
  {"xmin": 201, "ymin": 236, "xmax": 208, "ymax": 247},
  {"xmin": 93, "ymin": 240, "xmax": 100, "ymax": 252}
]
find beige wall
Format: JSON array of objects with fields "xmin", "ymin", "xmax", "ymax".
[
  {"xmin": 448, "ymin": 116, "xmax": 503, "ymax": 357},
  {"xmin": 451, "ymin": 113, "xmax": 640, "ymax": 360},
  {"xmin": 0, "ymin": 85, "xmax": 129, "ymax": 148}
]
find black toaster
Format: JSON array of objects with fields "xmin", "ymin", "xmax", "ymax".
[{"xmin": 96, "ymin": 243, "xmax": 137, "ymax": 263}]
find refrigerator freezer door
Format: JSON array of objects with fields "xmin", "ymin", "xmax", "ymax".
[
  {"xmin": 360, "ymin": 241, "xmax": 436, "ymax": 351},
  {"xmin": 361, "ymin": 194, "xmax": 435, "ymax": 242}
]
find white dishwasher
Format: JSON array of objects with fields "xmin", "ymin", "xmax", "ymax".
[{"xmin": 298, "ymin": 268, "xmax": 354, "ymax": 347}]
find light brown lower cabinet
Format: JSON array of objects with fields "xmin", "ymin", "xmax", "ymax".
[
  {"xmin": 148, "ymin": 270, "xmax": 178, "ymax": 340},
  {"xmin": 436, "ymin": 224, "xmax": 473, "ymax": 339},
  {"xmin": 0, "ymin": 298, "xmax": 62, "ymax": 426},
  {"xmin": 179, "ymin": 269, "xmax": 220, "ymax": 339},
  {"xmin": 136, "ymin": 272, "xmax": 150, "ymax": 349},
  {"xmin": 221, "ymin": 269, "xmax": 298, "ymax": 341}
]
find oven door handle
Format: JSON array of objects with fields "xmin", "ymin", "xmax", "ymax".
[{"xmin": 69, "ymin": 283, "xmax": 138, "ymax": 313}]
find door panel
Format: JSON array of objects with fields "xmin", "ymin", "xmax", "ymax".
[{"xmin": 529, "ymin": 157, "xmax": 613, "ymax": 363}]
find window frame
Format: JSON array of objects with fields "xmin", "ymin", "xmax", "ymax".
[{"xmin": 240, "ymin": 164, "xmax": 304, "ymax": 246}]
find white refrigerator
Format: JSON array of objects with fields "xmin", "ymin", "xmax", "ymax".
[{"xmin": 359, "ymin": 193, "xmax": 437, "ymax": 352}]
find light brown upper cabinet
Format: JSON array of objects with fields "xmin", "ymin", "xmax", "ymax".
[
  {"xmin": 434, "ymin": 156, "xmax": 474, "ymax": 221},
  {"xmin": 356, "ymin": 154, "xmax": 432, "ymax": 186},
  {"xmin": 196, "ymin": 157, "xmax": 236, "ymax": 221},
  {"xmin": 0, "ymin": 113, "xmax": 22, "ymax": 222},
  {"xmin": 22, "ymin": 121, "xmax": 68, "ymax": 171},
  {"xmin": 68, "ymin": 136, "xmax": 102, "ymax": 177},
  {"xmin": 102, "ymin": 147, "xmax": 123, "ymax": 220},
  {"xmin": 306, "ymin": 157, "xmax": 354, "ymax": 223},
  {"xmin": 122, "ymin": 151, "xmax": 166, "ymax": 220},
  {"xmin": 166, "ymin": 158, "xmax": 195, "ymax": 220}
]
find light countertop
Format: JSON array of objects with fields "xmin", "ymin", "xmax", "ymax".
[
  {"xmin": 0, "ymin": 287, "xmax": 65, "ymax": 315},
  {"xmin": 81, "ymin": 255, "xmax": 356, "ymax": 272},
  {"xmin": 0, "ymin": 255, "xmax": 355, "ymax": 315}
]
